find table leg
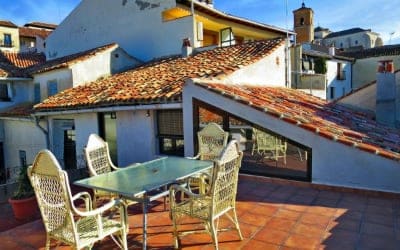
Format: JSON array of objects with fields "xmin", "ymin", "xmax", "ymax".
[{"xmin": 142, "ymin": 195, "xmax": 148, "ymax": 250}]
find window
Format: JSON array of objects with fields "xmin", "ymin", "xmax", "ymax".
[
  {"xmin": 19, "ymin": 150, "xmax": 27, "ymax": 167},
  {"xmin": 34, "ymin": 83, "xmax": 41, "ymax": 103},
  {"xmin": 63, "ymin": 129, "xmax": 76, "ymax": 169},
  {"xmin": 194, "ymin": 99, "xmax": 312, "ymax": 181},
  {"xmin": 47, "ymin": 81, "xmax": 58, "ymax": 96},
  {"xmin": 0, "ymin": 83, "xmax": 11, "ymax": 101},
  {"xmin": 220, "ymin": 27, "xmax": 235, "ymax": 47},
  {"xmin": 330, "ymin": 87, "xmax": 335, "ymax": 99},
  {"xmin": 157, "ymin": 110, "xmax": 184, "ymax": 156},
  {"xmin": 300, "ymin": 17, "xmax": 305, "ymax": 25},
  {"xmin": 3, "ymin": 34, "xmax": 12, "ymax": 47},
  {"xmin": 355, "ymin": 40, "xmax": 358, "ymax": 45},
  {"xmin": 337, "ymin": 63, "xmax": 346, "ymax": 80}
]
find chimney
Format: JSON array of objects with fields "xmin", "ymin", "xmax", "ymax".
[
  {"xmin": 328, "ymin": 44, "xmax": 335, "ymax": 56},
  {"xmin": 376, "ymin": 60, "xmax": 399, "ymax": 128},
  {"xmin": 181, "ymin": 38, "xmax": 192, "ymax": 58}
]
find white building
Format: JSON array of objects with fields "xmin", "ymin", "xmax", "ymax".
[{"xmin": 45, "ymin": 0, "xmax": 292, "ymax": 61}]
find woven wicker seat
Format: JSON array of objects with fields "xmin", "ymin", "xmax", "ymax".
[
  {"xmin": 28, "ymin": 149, "xmax": 127, "ymax": 250},
  {"xmin": 170, "ymin": 140, "xmax": 243, "ymax": 250}
]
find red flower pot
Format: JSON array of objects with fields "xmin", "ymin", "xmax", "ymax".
[{"xmin": 8, "ymin": 196, "xmax": 39, "ymax": 220}]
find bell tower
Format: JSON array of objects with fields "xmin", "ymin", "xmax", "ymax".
[{"xmin": 293, "ymin": 1, "xmax": 314, "ymax": 44}]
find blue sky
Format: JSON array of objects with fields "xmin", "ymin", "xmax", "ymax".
[{"xmin": 1, "ymin": 0, "xmax": 399, "ymax": 45}]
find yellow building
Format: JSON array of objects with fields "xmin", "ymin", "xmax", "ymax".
[{"xmin": 0, "ymin": 20, "xmax": 20, "ymax": 52}]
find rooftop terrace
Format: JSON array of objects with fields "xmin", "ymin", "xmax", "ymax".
[{"xmin": 0, "ymin": 175, "xmax": 399, "ymax": 249}]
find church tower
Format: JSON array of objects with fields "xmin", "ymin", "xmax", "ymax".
[{"xmin": 293, "ymin": 1, "xmax": 314, "ymax": 44}]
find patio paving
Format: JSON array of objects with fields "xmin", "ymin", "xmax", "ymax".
[{"xmin": 0, "ymin": 174, "xmax": 399, "ymax": 249}]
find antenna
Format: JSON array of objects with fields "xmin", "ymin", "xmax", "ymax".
[{"xmin": 389, "ymin": 31, "xmax": 395, "ymax": 45}]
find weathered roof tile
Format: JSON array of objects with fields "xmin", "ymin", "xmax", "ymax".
[
  {"xmin": 194, "ymin": 82, "xmax": 400, "ymax": 161},
  {"xmin": 34, "ymin": 38, "xmax": 285, "ymax": 110}
]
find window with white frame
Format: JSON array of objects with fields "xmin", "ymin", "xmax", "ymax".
[{"xmin": 220, "ymin": 27, "xmax": 235, "ymax": 47}]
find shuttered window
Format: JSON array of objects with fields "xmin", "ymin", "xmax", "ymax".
[{"xmin": 157, "ymin": 109, "xmax": 184, "ymax": 156}]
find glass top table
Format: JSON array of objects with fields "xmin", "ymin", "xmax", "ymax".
[{"xmin": 74, "ymin": 156, "xmax": 213, "ymax": 249}]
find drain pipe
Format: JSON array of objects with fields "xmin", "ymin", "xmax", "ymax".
[{"xmin": 32, "ymin": 115, "xmax": 50, "ymax": 149}]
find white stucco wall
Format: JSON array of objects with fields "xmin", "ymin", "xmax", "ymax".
[
  {"xmin": 223, "ymin": 44, "xmax": 286, "ymax": 86},
  {"xmin": 2, "ymin": 118, "xmax": 47, "ymax": 168},
  {"xmin": 338, "ymin": 83, "xmax": 376, "ymax": 112},
  {"xmin": 33, "ymin": 68, "xmax": 72, "ymax": 101},
  {"xmin": 323, "ymin": 31, "xmax": 380, "ymax": 49},
  {"xmin": 46, "ymin": 0, "xmax": 194, "ymax": 61},
  {"xmin": 117, "ymin": 110, "xmax": 156, "ymax": 166},
  {"xmin": 183, "ymin": 80, "xmax": 400, "ymax": 193},
  {"xmin": 326, "ymin": 60, "xmax": 352, "ymax": 100},
  {"xmin": 352, "ymin": 55, "xmax": 400, "ymax": 89},
  {"xmin": 70, "ymin": 47, "xmax": 140, "ymax": 86},
  {"xmin": 0, "ymin": 80, "xmax": 32, "ymax": 109}
]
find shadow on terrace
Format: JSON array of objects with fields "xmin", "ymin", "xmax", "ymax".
[{"xmin": 0, "ymin": 174, "xmax": 399, "ymax": 249}]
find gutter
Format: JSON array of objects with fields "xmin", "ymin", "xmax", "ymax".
[
  {"xmin": 32, "ymin": 115, "xmax": 50, "ymax": 149},
  {"xmin": 0, "ymin": 77, "xmax": 32, "ymax": 81},
  {"xmin": 34, "ymin": 103, "xmax": 183, "ymax": 116}
]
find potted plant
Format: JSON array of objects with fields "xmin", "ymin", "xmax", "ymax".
[{"xmin": 8, "ymin": 164, "xmax": 39, "ymax": 220}]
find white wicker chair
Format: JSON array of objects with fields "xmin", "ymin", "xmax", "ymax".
[
  {"xmin": 195, "ymin": 123, "xmax": 229, "ymax": 161},
  {"xmin": 170, "ymin": 140, "xmax": 243, "ymax": 250},
  {"xmin": 28, "ymin": 149, "xmax": 127, "ymax": 250},
  {"xmin": 189, "ymin": 123, "xmax": 229, "ymax": 193},
  {"xmin": 84, "ymin": 134, "xmax": 130, "ymax": 206},
  {"xmin": 251, "ymin": 128, "xmax": 287, "ymax": 164}
]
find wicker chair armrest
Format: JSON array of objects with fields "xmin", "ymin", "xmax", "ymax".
[
  {"xmin": 169, "ymin": 184, "xmax": 201, "ymax": 202},
  {"xmin": 186, "ymin": 154, "xmax": 200, "ymax": 160},
  {"xmin": 73, "ymin": 198, "xmax": 121, "ymax": 217},
  {"xmin": 72, "ymin": 191, "xmax": 93, "ymax": 211}
]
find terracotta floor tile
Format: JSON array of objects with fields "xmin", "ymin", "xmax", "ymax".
[
  {"xmin": 264, "ymin": 217, "xmax": 297, "ymax": 232},
  {"xmin": 317, "ymin": 190, "xmax": 343, "ymax": 201},
  {"xmin": 239, "ymin": 221, "xmax": 263, "ymax": 239},
  {"xmin": 327, "ymin": 218, "xmax": 360, "ymax": 232},
  {"xmin": 282, "ymin": 203, "xmax": 308, "ymax": 212},
  {"xmin": 248, "ymin": 203, "xmax": 280, "ymax": 216},
  {"xmin": 358, "ymin": 233, "xmax": 400, "ymax": 250},
  {"xmin": 312, "ymin": 197, "xmax": 339, "ymax": 207},
  {"xmin": 284, "ymin": 234, "xmax": 321, "ymax": 249},
  {"xmin": 336, "ymin": 200, "xmax": 367, "ymax": 212},
  {"xmin": 363, "ymin": 213, "xmax": 394, "ymax": 227},
  {"xmin": 299, "ymin": 213, "xmax": 332, "ymax": 228},
  {"xmin": 292, "ymin": 222, "xmax": 326, "ymax": 238},
  {"xmin": 287, "ymin": 194, "xmax": 315, "ymax": 205},
  {"xmin": 306, "ymin": 206, "xmax": 337, "ymax": 217},
  {"xmin": 360, "ymin": 221, "xmax": 395, "ymax": 237},
  {"xmin": 253, "ymin": 227, "xmax": 289, "ymax": 245},
  {"xmin": 274, "ymin": 208, "xmax": 303, "ymax": 221},
  {"xmin": 323, "ymin": 228, "xmax": 359, "ymax": 246},
  {"xmin": 239, "ymin": 212, "xmax": 271, "ymax": 227},
  {"xmin": 241, "ymin": 239, "xmax": 280, "ymax": 250},
  {"xmin": 365, "ymin": 204, "xmax": 394, "ymax": 216}
]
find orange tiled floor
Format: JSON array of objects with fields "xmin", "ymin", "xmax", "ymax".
[{"xmin": 1, "ymin": 175, "xmax": 399, "ymax": 249}]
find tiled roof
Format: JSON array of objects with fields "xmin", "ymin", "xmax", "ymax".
[
  {"xmin": 0, "ymin": 103, "xmax": 35, "ymax": 118},
  {"xmin": 24, "ymin": 22, "xmax": 57, "ymax": 30},
  {"xmin": 0, "ymin": 51, "xmax": 45, "ymax": 78},
  {"xmin": 34, "ymin": 38, "xmax": 285, "ymax": 110},
  {"xmin": 0, "ymin": 20, "xmax": 18, "ymax": 28},
  {"xmin": 19, "ymin": 27, "xmax": 52, "ymax": 39},
  {"xmin": 27, "ymin": 43, "xmax": 119, "ymax": 75},
  {"xmin": 324, "ymin": 28, "xmax": 369, "ymax": 39},
  {"xmin": 339, "ymin": 44, "xmax": 400, "ymax": 59},
  {"xmin": 194, "ymin": 82, "xmax": 400, "ymax": 161}
]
